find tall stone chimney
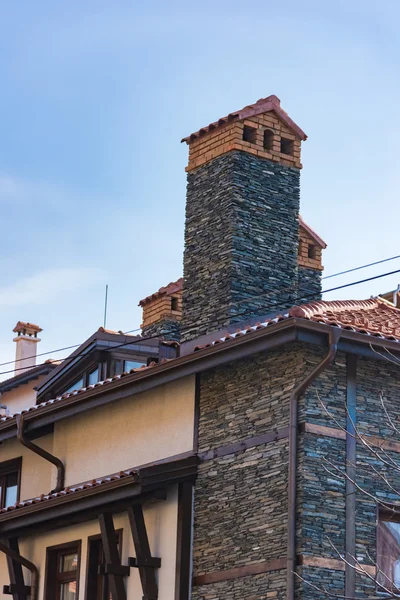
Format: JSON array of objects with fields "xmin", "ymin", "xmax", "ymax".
[
  {"xmin": 181, "ymin": 95, "xmax": 324, "ymax": 341},
  {"xmin": 13, "ymin": 321, "xmax": 42, "ymax": 374}
]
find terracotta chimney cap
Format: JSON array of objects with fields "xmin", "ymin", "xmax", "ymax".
[{"xmin": 13, "ymin": 321, "xmax": 43, "ymax": 335}]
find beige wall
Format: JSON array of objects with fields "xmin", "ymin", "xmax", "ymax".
[
  {"xmin": 1, "ymin": 373, "xmax": 48, "ymax": 415},
  {"xmin": 0, "ymin": 486, "xmax": 179, "ymax": 600},
  {"xmin": 0, "ymin": 435, "xmax": 53, "ymax": 501},
  {"xmin": 53, "ymin": 375, "xmax": 195, "ymax": 487}
]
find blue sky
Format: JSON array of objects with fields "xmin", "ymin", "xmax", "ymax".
[{"xmin": 0, "ymin": 0, "xmax": 399, "ymax": 372}]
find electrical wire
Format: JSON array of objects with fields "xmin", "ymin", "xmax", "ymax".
[{"xmin": 3, "ymin": 252, "xmax": 400, "ymax": 373}]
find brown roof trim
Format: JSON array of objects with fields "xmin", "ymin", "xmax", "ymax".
[
  {"xmin": 0, "ymin": 311, "xmax": 400, "ymax": 443},
  {"xmin": 299, "ymin": 216, "xmax": 327, "ymax": 249},
  {"xmin": 0, "ymin": 455, "xmax": 198, "ymax": 538}
]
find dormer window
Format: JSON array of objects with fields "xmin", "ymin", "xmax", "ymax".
[
  {"xmin": 243, "ymin": 125, "xmax": 257, "ymax": 144},
  {"xmin": 280, "ymin": 137, "xmax": 294, "ymax": 155}
]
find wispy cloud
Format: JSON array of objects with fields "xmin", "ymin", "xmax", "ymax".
[{"xmin": 0, "ymin": 267, "xmax": 105, "ymax": 308}]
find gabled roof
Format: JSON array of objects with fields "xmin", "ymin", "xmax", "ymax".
[
  {"xmin": 0, "ymin": 361, "xmax": 58, "ymax": 394},
  {"xmin": 299, "ymin": 216, "xmax": 327, "ymax": 249},
  {"xmin": 182, "ymin": 95, "xmax": 307, "ymax": 143},
  {"xmin": 139, "ymin": 278, "xmax": 183, "ymax": 307}
]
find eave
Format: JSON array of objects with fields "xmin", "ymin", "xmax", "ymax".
[
  {"xmin": 0, "ymin": 319, "xmax": 399, "ymax": 444},
  {"xmin": 0, "ymin": 455, "xmax": 198, "ymax": 539}
]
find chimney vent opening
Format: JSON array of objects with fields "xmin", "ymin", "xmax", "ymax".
[
  {"xmin": 308, "ymin": 245, "xmax": 318, "ymax": 260},
  {"xmin": 171, "ymin": 296, "xmax": 178, "ymax": 311},
  {"xmin": 243, "ymin": 125, "xmax": 257, "ymax": 144},
  {"xmin": 280, "ymin": 137, "xmax": 294, "ymax": 156},
  {"xmin": 263, "ymin": 129, "xmax": 274, "ymax": 151}
]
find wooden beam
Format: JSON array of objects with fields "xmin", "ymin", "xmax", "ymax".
[
  {"xmin": 98, "ymin": 513, "xmax": 127, "ymax": 600},
  {"xmin": 127, "ymin": 505, "xmax": 160, "ymax": 600},
  {"xmin": 4, "ymin": 538, "xmax": 25, "ymax": 600},
  {"xmin": 175, "ymin": 482, "xmax": 193, "ymax": 600},
  {"xmin": 345, "ymin": 354, "xmax": 357, "ymax": 598},
  {"xmin": 192, "ymin": 558, "xmax": 286, "ymax": 586}
]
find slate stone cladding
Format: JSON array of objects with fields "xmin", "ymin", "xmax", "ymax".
[
  {"xmin": 192, "ymin": 344, "xmax": 307, "ymax": 600},
  {"xmin": 297, "ymin": 265, "xmax": 322, "ymax": 303},
  {"xmin": 182, "ymin": 151, "xmax": 301, "ymax": 341},
  {"xmin": 141, "ymin": 320, "xmax": 181, "ymax": 342},
  {"xmin": 295, "ymin": 352, "xmax": 400, "ymax": 598}
]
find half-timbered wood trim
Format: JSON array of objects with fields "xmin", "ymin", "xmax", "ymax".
[
  {"xmin": 302, "ymin": 422, "xmax": 400, "ymax": 453},
  {"xmin": 127, "ymin": 504, "xmax": 160, "ymax": 600},
  {"xmin": 192, "ymin": 558, "xmax": 286, "ymax": 586},
  {"xmin": 198, "ymin": 427, "xmax": 289, "ymax": 461},
  {"xmin": 345, "ymin": 354, "xmax": 357, "ymax": 598},
  {"xmin": 4, "ymin": 538, "xmax": 25, "ymax": 600},
  {"xmin": 98, "ymin": 514, "xmax": 127, "ymax": 600},
  {"xmin": 297, "ymin": 554, "xmax": 376, "ymax": 575},
  {"xmin": 174, "ymin": 482, "xmax": 193, "ymax": 600}
]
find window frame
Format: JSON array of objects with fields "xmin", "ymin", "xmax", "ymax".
[
  {"xmin": 0, "ymin": 457, "xmax": 22, "ymax": 509},
  {"xmin": 84, "ymin": 530, "xmax": 123, "ymax": 600},
  {"xmin": 377, "ymin": 506, "xmax": 400, "ymax": 594},
  {"xmin": 44, "ymin": 540, "xmax": 82, "ymax": 600}
]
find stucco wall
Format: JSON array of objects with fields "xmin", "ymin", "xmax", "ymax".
[
  {"xmin": 1, "ymin": 373, "xmax": 48, "ymax": 415},
  {"xmin": 0, "ymin": 486, "xmax": 178, "ymax": 600},
  {"xmin": 53, "ymin": 375, "xmax": 195, "ymax": 487}
]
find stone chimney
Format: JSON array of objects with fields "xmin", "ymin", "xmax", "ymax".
[
  {"xmin": 181, "ymin": 95, "xmax": 325, "ymax": 341},
  {"xmin": 13, "ymin": 321, "xmax": 42, "ymax": 375},
  {"xmin": 139, "ymin": 279, "xmax": 183, "ymax": 341}
]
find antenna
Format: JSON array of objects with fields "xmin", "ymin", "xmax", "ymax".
[{"xmin": 103, "ymin": 284, "xmax": 109, "ymax": 329}]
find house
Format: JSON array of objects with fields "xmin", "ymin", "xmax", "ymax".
[{"xmin": 0, "ymin": 95, "xmax": 399, "ymax": 600}]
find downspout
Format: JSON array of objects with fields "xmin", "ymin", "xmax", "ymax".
[
  {"xmin": 15, "ymin": 413, "xmax": 65, "ymax": 493},
  {"xmin": 287, "ymin": 327, "xmax": 341, "ymax": 600},
  {"xmin": 0, "ymin": 540, "xmax": 39, "ymax": 600}
]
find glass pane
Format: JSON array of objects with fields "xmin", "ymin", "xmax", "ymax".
[
  {"xmin": 377, "ymin": 520, "xmax": 400, "ymax": 590},
  {"xmin": 5, "ymin": 484, "xmax": 17, "ymax": 508},
  {"xmin": 60, "ymin": 553, "xmax": 78, "ymax": 572},
  {"xmin": 88, "ymin": 367, "xmax": 99, "ymax": 386},
  {"xmin": 124, "ymin": 360, "xmax": 145, "ymax": 372},
  {"xmin": 60, "ymin": 581, "xmax": 77, "ymax": 600},
  {"xmin": 65, "ymin": 378, "xmax": 84, "ymax": 394}
]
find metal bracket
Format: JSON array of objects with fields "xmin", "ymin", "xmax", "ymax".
[
  {"xmin": 3, "ymin": 583, "xmax": 32, "ymax": 596},
  {"xmin": 98, "ymin": 564, "xmax": 130, "ymax": 576},
  {"xmin": 129, "ymin": 556, "xmax": 161, "ymax": 569}
]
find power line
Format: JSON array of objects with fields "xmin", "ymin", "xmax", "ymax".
[
  {"xmin": 3, "ymin": 252, "xmax": 400, "ymax": 372},
  {"xmin": 323, "ymin": 254, "xmax": 400, "ymax": 280}
]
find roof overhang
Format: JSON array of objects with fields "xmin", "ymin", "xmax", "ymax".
[
  {"xmin": 0, "ymin": 455, "xmax": 197, "ymax": 538},
  {"xmin": 0, "ymin": 318, "xmax": 400, "ymax": 445},
  {"xmin": 0, "ymin": 363, "xmax": 57, "ymax": 394}
]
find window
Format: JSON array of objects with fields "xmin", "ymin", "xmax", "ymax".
[
  {"xmin": 65, "ymin": 378, "xmax": 84, "ymax": 394},
  {"xmin": 377, "ymin": 510, "xmax": 400, "ymax": 592},
  {"xmin": 123, "ymin": 360, "xmax": 145, "ymax": 372},
  {"xmin": 45, "ymin": 541, "xmax": 81, "ymax": 600},
  {"xmin": 86, "ymin": 531, "xmax": 122, "ymax": 600},
  {"xmin": 88, "ymin": 367, "xmax": 100, "ymax": 386},
  {"xmin": 308, "ymin": 245, "xmax": 318, "ymax": 260},
  {"xmin": 171, "ymin": 296, "xmax": 179, "ymax": 311},
  {"xmin": 0, "ymin": 458, "xmax": 21, "ymax": 509},
  {"xmin": 263, "ymin": 129, "xmax": 274, "ymax": 151},
  {"xmin": 280, "ymin": 137, "xmax": 294, "ymax": 155},
  {"xmin": 243, "ymin": 125, "xmax": 257, "ymax": 144}
]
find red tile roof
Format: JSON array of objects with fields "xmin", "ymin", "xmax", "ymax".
[
  {"xmin": 194, "ymin": 297, "xmax": 400, "ymax": 350},
  {"xmin": 181, "ymin": 95, "xmax": 307, "ymax": 143},
  {"xmin": 299, "ymin": 216, "xmax": 327, "ymax": 249},
  {"xmin": 13, "ymin": 321, "xmax": 42, "ymax": 334},
  {"xmin": 0, "ymin": 469, "xmax": 139, "ymax": 514},
  {"xmin": 139, "ymin": 278, "xmax": 183, "ymax": 306}
]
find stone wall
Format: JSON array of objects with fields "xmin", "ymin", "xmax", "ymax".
[
  {"xmin": 297, "ymin": 266, "xmax": 322, "ymax": 303},
  {"xmin": 141, "ymin": 319, "xmax": 181, "ymax": 342},
  {"xmin": 182, "ymin": 151, "xmax": 301, "ymax": 341},
  {"xmin": 192, "ymin": 344, "xmax": 308, "ymax": 600}
]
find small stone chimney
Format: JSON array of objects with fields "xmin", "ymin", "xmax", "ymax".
[
  {"xmin": 13, "ymin": 321, "xmax": 42, "ymax": 375},
  {"xmin": 139, "ymin": 279, "xmax": 183, "ymax": 341},
  {"xmin": 181, "ymin": 95, "xmax": 325, "ymax": 341}
]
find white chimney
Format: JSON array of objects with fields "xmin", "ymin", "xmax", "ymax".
[{"xmin": 13, "ymin": 321, "xmax": 42, "ymax": 375}]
